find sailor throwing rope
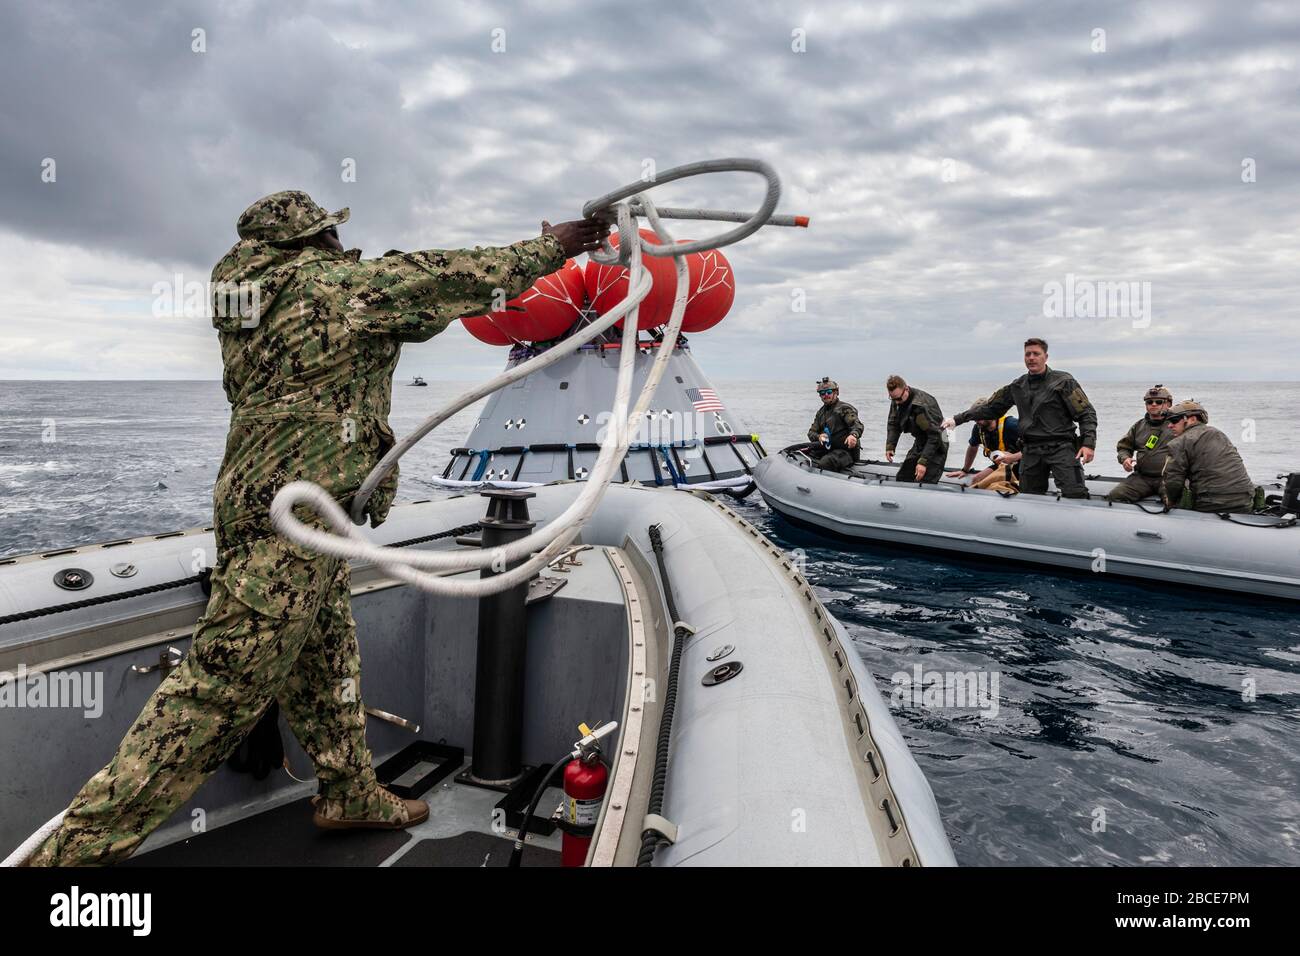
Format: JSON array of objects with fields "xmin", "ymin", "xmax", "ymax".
[{"xmin": 8, "ymin": 159, "xmax": 802, "ymax": 867}]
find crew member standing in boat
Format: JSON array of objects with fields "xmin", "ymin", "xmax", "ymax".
[
  {"xmin": 1160, "ymin": 400, "xmax": 1256, "ymax": 514},
  {"xmin": 1106, "ymin": 384, "xmax": 1175, "ymax": 503},
  {"xmin": 28, "ymin": 191, "xmax": 607, "ymax": 866},
  {"xmin": 807, "ymin": 377, "xmax": 863, "ymax": 472},
  {"xmin": 941, "ymin": 338, "xmax": 1097, "ymax": 499},
  {"xmin": 884, "ymin": 375, "xmax": 948, "ymax": 483}
]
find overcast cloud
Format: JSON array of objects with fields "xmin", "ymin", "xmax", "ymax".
[{"xmin": 2, "ymin": 0, "xmax": 1298, "ymax": 382}]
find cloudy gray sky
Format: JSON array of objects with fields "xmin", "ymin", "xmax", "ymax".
[{"xmin": 2, "ymin": 0, "xmax": 1298, "ymax": 383}]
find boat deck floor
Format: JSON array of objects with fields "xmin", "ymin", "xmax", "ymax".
[{"xmin": 124, "ymin": 776, "xmax": 564, "ymax": 867}]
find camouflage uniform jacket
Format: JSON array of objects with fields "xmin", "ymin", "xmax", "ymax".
[
  {"xmin": 808, "ymin": 400, "xmax": 864, "ymax": 453},
  {"xmin": 1116, "ymin": 414, "xmax": 1173, "ymax": 477},
  {"xmin": 955, "ymin": 367, "xmax": 1098, "ymax": 449},
  {"xmin": 208, "ymin": 233, "xmax": 566, "ymax": 555},
  {"xmin": 1160, "ymin": 422, "xmax": 1255, "ymax": 508},
  {"xmin": 886, "ymin": 387, "xmax": 948, "ymax": 466}
]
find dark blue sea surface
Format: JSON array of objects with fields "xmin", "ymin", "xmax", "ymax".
[
  {"xmin": 2, "ymin": 379, "xmax": 1297, "ymax": 865},
  {"xmin": 735, "ymin": 508, "xmax": 1300, "ymax": 865}
]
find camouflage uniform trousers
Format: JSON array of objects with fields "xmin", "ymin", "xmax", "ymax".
[
  {"xmin": 1105, "ymin": 472, "xmax": 1161, "ymax": 503},
  {"xmin": 30, "ymin": 537, "xmax": 384, "ymax": 866}
]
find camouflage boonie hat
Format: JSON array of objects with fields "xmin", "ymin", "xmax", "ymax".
[
  {"xmin": 1166, "ymin": 399, "xmax": 1207, "ymax": 423},
  {"xmin": 1144, "ymin": 384, "xmax": 1173, "ymax": 402},
  {"xmin": 236, "ymin": 190, "xmax": 350, "ymax": 245},
  {"xmin": 816, "ymin": 376, "xmax": 839, "ymax": 392}
]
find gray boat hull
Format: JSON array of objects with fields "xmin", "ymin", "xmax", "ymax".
[
  {"xmin": 754, "ymin": 452, "xmax": 1300, "ymax": 600},
  {"xmin": 0, "ymin": 484, "xmax": 955, "ymax": 866}
]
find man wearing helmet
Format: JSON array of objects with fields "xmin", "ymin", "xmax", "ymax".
[
  {"xmin": 1105, "ymin": 385, "xmax": 1175, "ymax": 503},
  {"xmin": 807, "ymin": 377, "xmax": 863, "ymax": 472},
  {"xmin": 1161, "ymin": 400, "xmax": 1256, "ymax": 514}
]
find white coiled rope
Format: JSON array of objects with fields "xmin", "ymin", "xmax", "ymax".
[
  {"xmin": 2, "ymin": 159, "xmax": 789, "ymax": 866},
  {"xmin": 268, "ymin": 158, "xmax": 785, "ymax": 599}
]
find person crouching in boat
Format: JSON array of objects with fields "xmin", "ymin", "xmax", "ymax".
[
  {"xmin": 26, "ymin": 191, "xmax": 609, "ymax": 866},
  {"xmin": 941, "ymin": 337, "xmax": 1097, "ymax": 499},
  {"xmin": 1106, "ymin": 384, "xmax": 1175, "ymax": 503},
  {"xmin": 884, "ymin": 375, "xmax": 948, "ymax": 483},
  {"xmin": 944, "ymin": 399, "xmax": 1022, "ymax": 493},
  {"xmin": 1160, "ymin": 400, "xmax": 1256, "ymax": 514},
  {"xmin": 807, "ymin": 377, "xmax": 863, "ymax": 472}
]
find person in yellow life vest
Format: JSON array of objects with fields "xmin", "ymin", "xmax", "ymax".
[{"xmin": 944, "ymin": 399, "xmax": 1022, "ymax": 492}]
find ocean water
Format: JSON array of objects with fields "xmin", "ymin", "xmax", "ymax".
[{"xmin": 1, "ymin": 378, "xmax": 1297, "ymax": 866}]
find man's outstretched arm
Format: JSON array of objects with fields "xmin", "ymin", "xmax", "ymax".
[{"xmin": 316, "ymin": 219, "xmax": 606, "ymax": 341}]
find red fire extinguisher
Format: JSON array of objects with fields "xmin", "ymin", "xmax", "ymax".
[{"xmin": 561, "ymin": 724, "xmax": 609, "ymax": 867}]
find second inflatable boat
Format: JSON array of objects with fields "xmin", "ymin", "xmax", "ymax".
[{"xmin": 754, "ymin": 450, "xmax": 1300, "ymax": 601}]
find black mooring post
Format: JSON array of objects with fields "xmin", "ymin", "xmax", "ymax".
[{"xmin": 469, "ymin": 489, "xmax": 536, "ymax": 785}]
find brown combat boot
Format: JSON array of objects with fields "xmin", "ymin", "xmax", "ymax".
[{"xmin": 312, "ymin": 786, "xmax": 429, "ymax": 830}]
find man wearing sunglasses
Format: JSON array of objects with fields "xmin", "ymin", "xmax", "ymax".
[
  {"xmin": 884, "ymin": 374, "xmax": 948, "ymax": 483},
  {"xmin": 1160, "ymin": 400, "xmax": 1256, "ymax": 514},
  {"xmin": 807, "ymin": 377, "xmax": 863, "ymax": 472},
  {"xmin": 1104, "ymin": 384, "xmax": 1175, "ymax": 503}
]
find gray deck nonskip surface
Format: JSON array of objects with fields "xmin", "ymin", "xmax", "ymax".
[
  {"xmin": 126, "ymin": 774, "xmax": 563, "ymax": 867},
  {"xmin": 122, "ymin": 797, "xmax": 410, "ymax": 867}
]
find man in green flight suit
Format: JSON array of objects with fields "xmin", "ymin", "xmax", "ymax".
[
  {"xmin": 807, "ymin": 377, "xmax": 863, "ymax": 472},
  {"xmin": 942, "ymin": 338, "xmax": 1097, "ymax": 499},
  {"xmin": 28, "ymin": 190, "xmax": 607, "ymax": 866},
  {"xmin": 1160, "ymin": 400, "xmax": 1256, "ymax": 514},
  {"xmin": 884, "ymin": 374, "xmax": 948, "ymax": 483},
  {"xmin": 1106, "ymin": 384, "xmax": 1175, "ymax": 503}
]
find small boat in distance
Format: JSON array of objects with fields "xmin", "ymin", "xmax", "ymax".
[{"xmin": 408, "ymin": 375, "xmax": 428, "ymax": 387}]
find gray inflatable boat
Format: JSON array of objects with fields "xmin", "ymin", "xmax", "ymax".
[
  {"xmin": 755, "ymin": 450, "xmax": 1300, "ymax": 601},
  {"xmin": 2, "ymin": 158, "xmax": 955, "ymax": 868},
  {"xmin": 0, "ymin": 482, "xmax": 955, "ymax": 866}
]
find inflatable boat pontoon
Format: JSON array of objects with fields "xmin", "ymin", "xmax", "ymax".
[
  {"xmin": 754, "ymin": 449, "xmax": 1300, "ymax": 601},
  {"xmin": 0, "ymin": 484, "xmax": 955, "ymax": 866}
]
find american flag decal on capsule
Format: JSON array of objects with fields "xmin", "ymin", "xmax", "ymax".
[{"xmin": 686, "ymin": 387, "xmax": 724, "ymax": 412}]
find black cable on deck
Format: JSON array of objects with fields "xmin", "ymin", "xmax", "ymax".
[
  {"xmin": 385, "ymin": 522, "xmax": 482, "ymax": 548},
  {"xmin": 0, "ymin": 574, "xmax": 209, "ymax": 626},
  {"xmin": 638, "ymin": 523, "xmax": 690, "ymax": 867}
]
